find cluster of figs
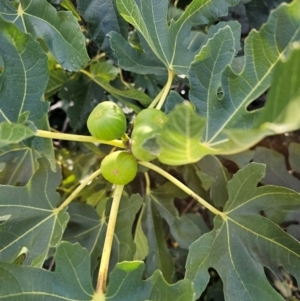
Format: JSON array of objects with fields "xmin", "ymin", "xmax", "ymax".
[{"xmin": 87, "ymin": 101, "xmax": 166, "ymax": 185}]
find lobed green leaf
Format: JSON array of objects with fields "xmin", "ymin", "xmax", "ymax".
[
  {"xmin": 186, "ymin": 163, "xmax": 300, "ymax": 300},
  {"xmin": 189, "ymin": 0, "xmax": 300, "ymax": 155},
  {"xmin": 106, "ymin": 261, "xmax": 194, "ymax": 301},
  {"xmin": 0, "ymin": 242, "xmax": 94, "ymax": 300},
  {"xmin": 0, "ymin": 0, "xmax": 89, "ymax": 71},
  {"xmin": 0, "ymin": 159, "xmax": 69, "ymax": 266},
  {"xmin": 110, "ymin": 0, "xmax": 240, "ymax": 75}
]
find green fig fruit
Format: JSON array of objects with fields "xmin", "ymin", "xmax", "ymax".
[
  {"xmin": 131, "ymin": 123, "xmax": 161, "ymax": 161},
  {"xmin": 134, "ymin": 108, "xmax": 167, "ymax": 127},
  {"xmin": 131, "ymin": 109, "xmax": 167, "ymax": 161},
  {"xmin": 101, "ymin": 151, "xmax": 137, "ymax": 185},
  {"xmin": 87, "ymin": 101, "xmax": 126, "ymax": 141}
]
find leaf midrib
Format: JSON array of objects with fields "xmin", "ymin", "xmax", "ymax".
[{"xmin": 207, "ymin": 24, "xmax": 300, "ymax": 144}]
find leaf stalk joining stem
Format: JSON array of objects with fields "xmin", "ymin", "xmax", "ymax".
[
  {"xmin": 139, "ymin": 161, "xmax": 224, "ymax": 217},
  {"xmin": 156, "ymin": 69, "xmax": 175, "ymax": 110}
]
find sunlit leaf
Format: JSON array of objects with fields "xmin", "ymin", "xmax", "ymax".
[
  {"xmin": 157, "ymin": 102, "xmax": 212, "ymax": 165},
  {"xmin": 60, "ymin": 0, "xmax": 81, "ymax": 20},
  {"xmin": 0, "ymin": 159, "xmax": 69, "ymax": 266},
  {"xmin": 186, "ymin": 163, "xmax": 300, "ymax": 300},
  {"xmin": 0, "ymin": 242, "xmax": 94, "ymax": 301},
  {"xmin": 0, "ymin": 0, "xmax": 89, "ymax": 71},
  {"xmin": 0, "ymin": 122, "xmax": 36, "ymax": 148},
  {"xmin": 189, "ymin": 1, "xmax": 300, "ymax": 155}
]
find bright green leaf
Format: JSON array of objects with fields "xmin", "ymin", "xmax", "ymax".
[
  {"xmin": 0, "ymin": 0, "xmax": 89, "ymax": 71},
  {"xmin": 60, "ymin": 0, "xmax": 81, "ymax": 20},
  {"xmin": 186, "ymin": 163, "xmax": 300, "ymax": 300},
  {"xmin": 0, "ymin": 122, "xmax": 36, "ymax": 148},
  {"xmin": 106, "ymin": 261, "xmax": 194, "ymax": 301},
  {"xmin": 0, "ymin": 159, "xmax": 69, "ymax": 266},
  {"xmin": 254, "ymin": 43, "xmax": 300, "ymax": 131},
  {"xmin": 189, "ymin": 1, "xmax": 300, "ymax": 155},
  {"xmin": 157, "ymin": 102, "xmax": 212, "ymax": 165},
  {"xmin": 0, "ymin": 242, "xmax": 94, "ymax": 301}
]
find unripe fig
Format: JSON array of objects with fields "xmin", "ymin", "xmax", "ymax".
[
  {"xmin": 134, "ymin": 108, "xmax": 167, "ymax": 127},
  {"xmin": 131, "ymin": 109, "xmax": 167, "ymax": 161},
  {"xmin": 87, "ymin": 101, "xmax": 126, "ymax": 141},
  {"xmin": 131, "ymin": 124, "xmax": 161, "ymax": 161},
  {"xmin": 101, "ymin": 151, "xmax": 137, "ymax": 185}
]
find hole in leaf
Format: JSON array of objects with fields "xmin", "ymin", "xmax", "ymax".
[
  {"xmin": 247, "ymin": 91, "xmax": 267, "ymax": 111},
  {"xmin": 200, "ymin": 268, "xmax": 224, "ymax": 301},
  {"xmin": 217, "ymin": 86, "xmax": 223, "ymax": 99}
]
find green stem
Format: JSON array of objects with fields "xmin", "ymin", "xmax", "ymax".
[
  {"xmin": 155, "ymin": 69, "xmax": 175, "ymax": 110},
  {"xmin": 139, "ymin": 161, "xmax": 224, "ymax": 217},
  {"xmin": 36, "ymin": 130, "xmax": 125, "ymax": 149},
  {"xmin": 144, "ymin": 172, "xmax": 151, "ymax": 195},
  {"xmin": 56, "ymin": 168, "xmax": 102, "ymax": 212},
  {"xmin": 96, "ymin": 185, "xmax": 124, "ymax": 294},
  {"xmin": 148, "ymin": 87, "xmax": 165, "ymax": 109}
]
